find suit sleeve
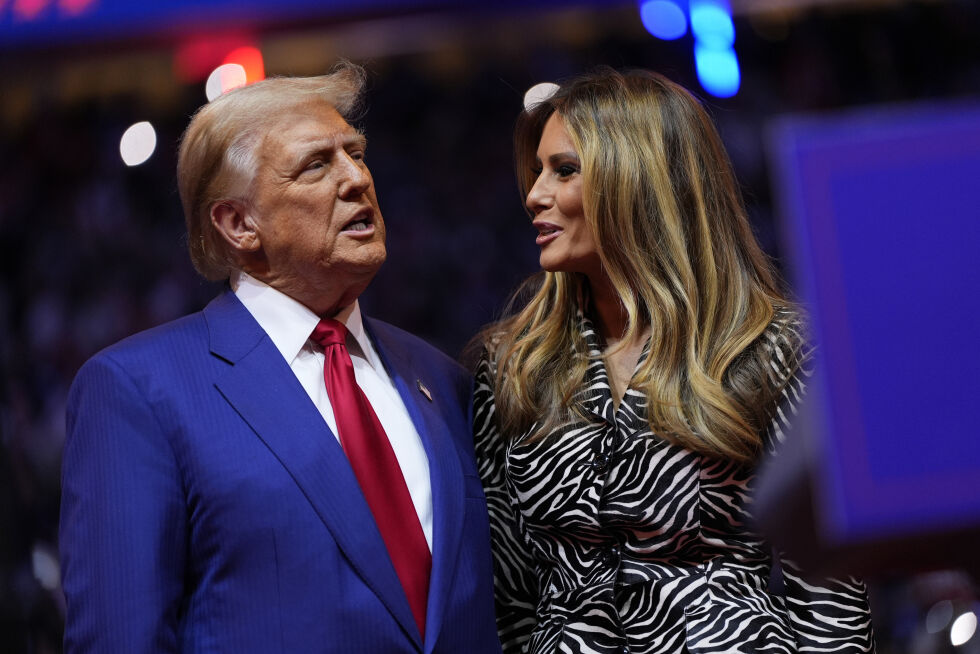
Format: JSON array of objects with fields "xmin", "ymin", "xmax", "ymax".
[
  {"xmin": 60, "ymin": 353, "xmax": 187, "ymax": 653},
  {"xmin": 761, "ymin": 317, "xmax": 876, "ymax": 653},
  {"xmin": 473, "ymin": 350, "xmax": 539, "ymax": 653}
]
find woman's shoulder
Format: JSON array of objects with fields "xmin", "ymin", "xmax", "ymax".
[
  {"xmin": 751, "ymin": 305, "xmax": 814, "ymax": 405},
  {"xmin": 761, "ymin": 305, "xmax": 811, "ymax": 366},
  {"xmin": 469, "ymin": 327, "xmax": 508, "ymax": 383}
]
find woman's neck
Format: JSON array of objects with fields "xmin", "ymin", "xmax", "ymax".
[
  {"xmin": 587, "ymin": 273, "xmax": 629, "ymax": 344},
  {"xmin": 586, "ymin": 273, "xmax": 649, "ymax": 408}
]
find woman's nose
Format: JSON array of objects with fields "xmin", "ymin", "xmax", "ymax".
[{"xmin": 525, "ymin": 175, "xmax": 550, "ymax": 214}]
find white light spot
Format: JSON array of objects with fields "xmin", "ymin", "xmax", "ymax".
[
  {"xmin": 119, "ymin": 121, "xmax": 157, "ymax": 167},
  {"xmin": 951, "ymin": 611, "xmax": 977, "ymax": 647},
  {"xmin": 523, "ymin": 82, "xmax": 559, "ymax": 112},
  {"xmin": 206, "ymin": 63, "xmax": 247, "ymax": 102},
  {"xmin": 31, "ymin": 544, "xmax": 60, "ymax": 591}
]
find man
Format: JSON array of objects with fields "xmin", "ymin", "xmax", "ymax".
[{"xmin": 59, "ymin": 63, "xmax": 501, "ymax": 653}]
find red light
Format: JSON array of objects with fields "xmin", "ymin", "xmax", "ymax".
[
  {"xmin": 13, "ymin": 0, "xmax": 48, "ymax": 21},
  {"xmin": 174, "ymin": 35, "xmax": 254, "ymax": 83},
  {"xmin": 58, "ymin": 0, "xmax": 96, "ymax": 16},
  {"xmin": 223, "ymin": 46, "xmax": 265, "ymax": 84}
]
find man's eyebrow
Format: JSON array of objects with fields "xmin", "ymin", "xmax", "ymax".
[
  {"xmin": 345, "ymin": 132, "xmax": 368, "ymax": 149},
  {"xmin": 290, "ymin": 132, "xmax": 367, "ymax": 160}
]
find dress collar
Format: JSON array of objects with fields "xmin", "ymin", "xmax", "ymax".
[{"xmin": 573, "ymin": 307, "xmax": 651, "ymax": 429}]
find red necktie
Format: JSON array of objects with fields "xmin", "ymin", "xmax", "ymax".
[{"xmin": 310, "ymin": 319, "xmax": 431, "ymax": 639}]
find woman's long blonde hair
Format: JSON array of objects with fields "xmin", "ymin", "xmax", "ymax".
[{"xmin": 483, "ymin": 68, "xmax": 793, "ymax": 463}]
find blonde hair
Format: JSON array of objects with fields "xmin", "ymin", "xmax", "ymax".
[
  {"xmin": 177, "ymin": 61, "xmax": 367, "ymax": 280},
  {"xmin": 484, "ymin": 68, "xmax": 792, "ymax": 462}
]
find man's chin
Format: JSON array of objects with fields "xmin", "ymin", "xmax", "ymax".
[{"xmin": 342, "ymin": 247, "xmax": 387, "ymax": 279}]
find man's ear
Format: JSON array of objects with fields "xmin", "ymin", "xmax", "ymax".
[{"xmin": 210, "ymin": 200, "xmax": 261, "ymax": 254}]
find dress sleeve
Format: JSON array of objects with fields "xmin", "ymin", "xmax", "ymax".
[
  {"xmin": 473, "ymin": 349, "xmax": 539, "ymax": 653},
  {"xmin": 60, "ymin": 354, "xmax": 187, "ymax": 653},
  {"xmin": 762, "ymin": 316, "xmax": 876, "ymax": 653}
]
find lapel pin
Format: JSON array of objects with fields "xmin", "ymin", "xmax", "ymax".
[{"xmin": 416, "ymin": 379, "xmax": 433, "ymax": 402}]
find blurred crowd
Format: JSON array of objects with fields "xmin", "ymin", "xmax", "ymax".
[{"xmin": 2, "ymin": 1, "xmax": 978, "ymax": 651}]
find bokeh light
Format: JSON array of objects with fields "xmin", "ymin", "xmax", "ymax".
[
  {"xmin": 205, "ymin": 63, "xmax": 247, "ymax": 101},
  {"xmin": 951, "ymin": 611, "xmax": 977, "ymax": 647},
  {"xmin": 223, "ymin": 46, "xmax": 265, "ymax": 83},
  {"xmin": 639, "ymin": 0, "xmax": 688, "ymax": 41},
  {"xmin": 31, "ymin": 544, "xmax": 60, "ymax": 592},
  {"xmin": 690, "ymin": 0, "xmax": 734, "ymax": 49},
  {"xmin": 926, "ymin": 599, "xmax": 954, "ymax": 633},
  {"xmin": 694, "ymin": 43, "xmax": 740, "ymax": 98},
  {"xmin": 523, "ymin": 82, "xmax": 559, "ymax": 112},
  {"xmin": 58, "ymin": 0, "xmax": 96, "ymax": 16},
  {"xmin": 13, "ymin": 0, "xmax": 47, "ymax": 20},
  {"xmin": 119, "ymin": 121, "xmax": 157, "ymax": 167}
]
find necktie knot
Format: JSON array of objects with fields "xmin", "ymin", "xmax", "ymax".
[{"xmin": 311, "ymin": 318, "xmax": 348, "ymax": 348}]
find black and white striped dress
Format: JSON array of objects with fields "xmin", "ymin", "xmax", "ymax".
[{"xmin": 474, "ymin": 310, "xmax": 874, "ymax": 654}]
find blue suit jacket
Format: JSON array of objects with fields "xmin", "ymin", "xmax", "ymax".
[{"xmin": 60, "ymin": 290, "xmax": 502, "ymax": 653}]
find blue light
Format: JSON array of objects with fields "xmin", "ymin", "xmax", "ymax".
[
  {"xmin": 694, "ymin": 43, "xmax": 740, "ymax": 97},
  {"xmin": 639, "ymin": 0, "xmax": 688, "ymax": 41},
  {"xmin": 690, "ymin": 0, "xmax": 734, "ymax": 48}
]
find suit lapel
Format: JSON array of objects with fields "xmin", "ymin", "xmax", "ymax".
[
  {"xmin": 365, "ymin": 318, "xmax": 465, "ymax": 654},
  {"xmin": 204, "ymin": 292, "xmax": 422, "ymax": 649}
]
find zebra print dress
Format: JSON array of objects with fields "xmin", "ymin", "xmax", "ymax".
[{"xmin": 474, "ymin": 310, "xmax": 874, "ymax": 654}]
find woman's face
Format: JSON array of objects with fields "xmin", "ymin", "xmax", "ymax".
[{"xmin": 526, "ymin": 113, "xmax": 601, "ymax": 279}]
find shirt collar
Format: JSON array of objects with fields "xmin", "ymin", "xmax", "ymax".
[{"xmin": 231, "ymin": 271, "xmax": 380, "ymax": 368}]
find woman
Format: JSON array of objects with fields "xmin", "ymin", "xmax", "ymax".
[{"xmin": 473, "ymin": 68, "xmax": 874, "ymax": 654}]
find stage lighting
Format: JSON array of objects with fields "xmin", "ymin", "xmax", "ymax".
[
  {"xmin": 223, "ymin": 46, "xmax": 265, "ymax": 83},
  {"xmin": 690, "ymin": 0, "xmax": 734, "ymax": 49},
  {"xmin": 523, "ymin": 82, "xmax": 559, "ymax": 112},
  {"xmin": 119, "ymin": 121, "xmax": 157, "ymax": 167},
  {"xmin": 206, "ymin": 63, "xmax": 247, "ymax": 101},
  {"xmin": 694, "ymin": 43, "xmax": 740, "ymax": 98},
  {"xmin": 951, "ymin": 611, "xmax": 977, "ymax": 647},
  {"xmin": 639, "ymin": 0, "xmax": 687, "ymax": 41}
]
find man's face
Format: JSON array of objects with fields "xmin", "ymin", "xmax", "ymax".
[{"xmin": 246, "ymin": 101, "xmax": 386, "ymax": 313}]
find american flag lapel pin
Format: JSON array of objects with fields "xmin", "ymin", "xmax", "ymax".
[{"xmin": 416, "ymin": 379, "xmax": 433, "ymax": 402}]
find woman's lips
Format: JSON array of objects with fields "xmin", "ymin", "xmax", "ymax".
[{"xmin": 534, "ymin": 222, "xmax": 562, "ymax": 246}]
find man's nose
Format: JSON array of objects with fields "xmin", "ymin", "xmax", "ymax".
[{"xmin": 338, "ymin": 155, "xmax": 371, "ymax": 199}]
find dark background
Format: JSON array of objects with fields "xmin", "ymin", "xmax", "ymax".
[{"xmin": 2, "ymin": 0, "xmax": 978, "ymax": 652}]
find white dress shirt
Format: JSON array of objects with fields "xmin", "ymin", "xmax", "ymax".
[{"xmin": 232, "ymin": 272, "xmax": 433, "ymax": 550}]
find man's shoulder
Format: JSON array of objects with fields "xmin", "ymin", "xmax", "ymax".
[
  {"xmin": 72, "ymin": 298, "xmax": 227, "ymax": 398},
  {"xmin": 365, "ymin": 317, "xmax": 468, "ymax": 383},
  {"xmin": 66, "ymin": 307, "xmax": 212, "ymax": 414},
  {"xmin": 367, "ymin": 319, "xmax": 456, "ymax": 362},
  {"xmin": 84, "ymin": 291, "xmax": 244, "ymax": 367},
  {"xmin": 92, "ymin": 310, "xmax": 208, "ymax": 365}
]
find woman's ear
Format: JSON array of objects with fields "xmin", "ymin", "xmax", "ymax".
[{"xmin": 210, "ymin": 200, "xmax": 261, "ymax": 254}]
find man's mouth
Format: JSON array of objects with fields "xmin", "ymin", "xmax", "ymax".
[{"xmin": 341, "ymin": 209, "xmax": 375, "ymax": 234}]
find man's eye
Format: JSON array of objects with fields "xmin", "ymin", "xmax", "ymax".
[
  {"xmin": 349, "ymin": 150, "xmax": 365, "ymax": 162},
  {"xmin": 305, "ymin": 159, "xmax": 325, "ymax": 171}
]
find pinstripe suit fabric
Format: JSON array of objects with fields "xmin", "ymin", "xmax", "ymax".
[{"xmin": 60, "ymin": 290, "xmax": 501, "ymax": 654}]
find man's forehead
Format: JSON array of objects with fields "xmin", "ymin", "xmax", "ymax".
[{"xmin": 261, "ymin": 105, "xmax": 362, "ymax": 157}]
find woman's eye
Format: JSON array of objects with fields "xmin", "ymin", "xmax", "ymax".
[{"xmin": 556, "ymin": 164, "xmax": 578, "ymax": 177}]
